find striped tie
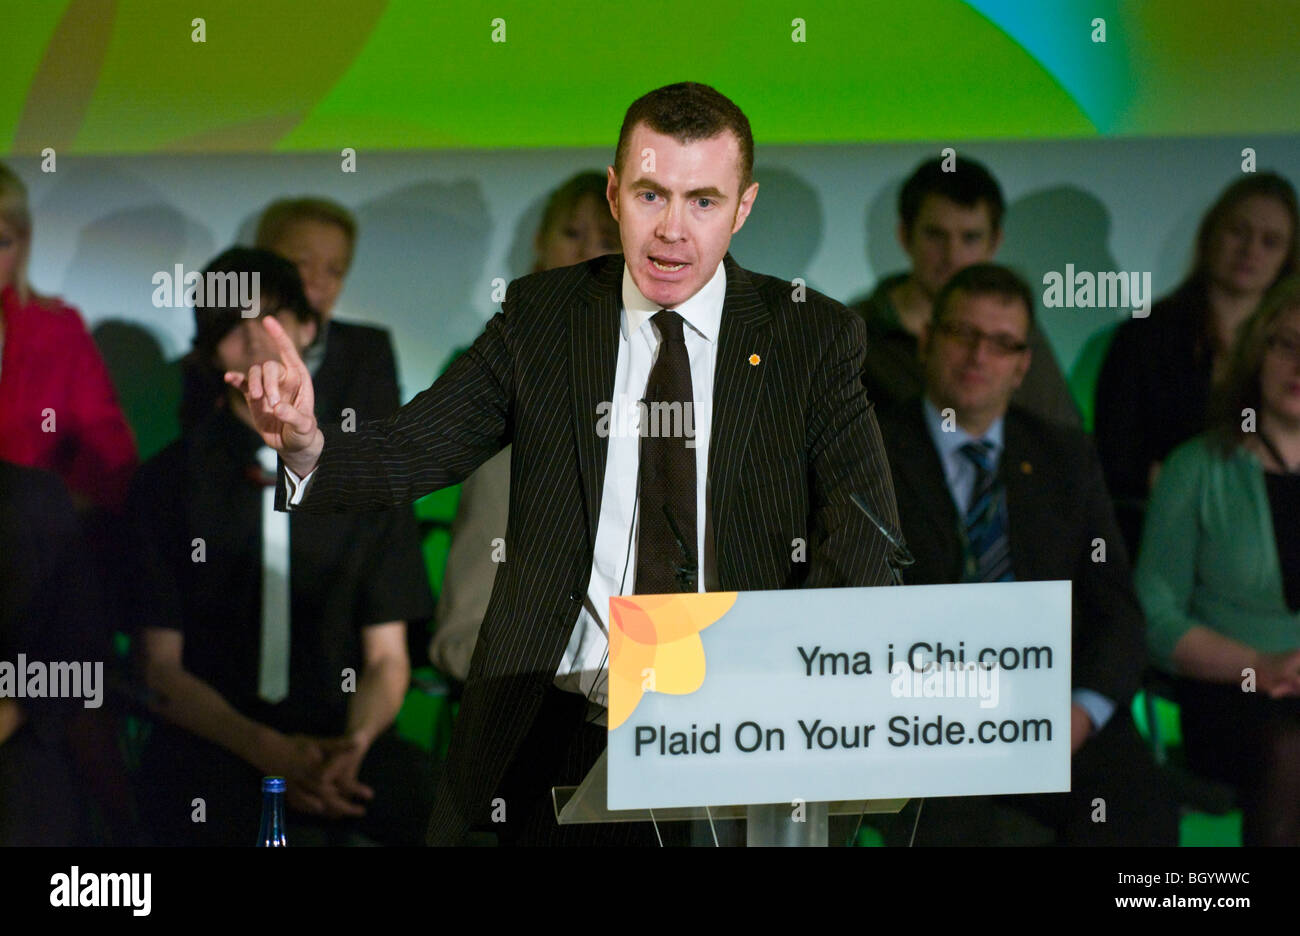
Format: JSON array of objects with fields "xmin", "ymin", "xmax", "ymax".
[{"xmin": 959, "ymin": 440, "xmax": 1014, "ymax": 583}]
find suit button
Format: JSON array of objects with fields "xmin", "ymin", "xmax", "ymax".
[{"xmin": 569, "ymin": 590, "xmax": 582, "ymax": 602}]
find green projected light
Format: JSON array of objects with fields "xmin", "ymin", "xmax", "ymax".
[{"xmin": 2, "ymin": 0, "xmax": 1296, "ymax": 153}]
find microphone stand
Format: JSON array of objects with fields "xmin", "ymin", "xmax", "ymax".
[
  {"xmin": 850, "ymin": 491, "xmax": 914, "ymax": 587},
  {"xmin": 661, "ymin": 504, "xmax": 698, "ymax": 593},
  {"xmin": 848, "ymin": 490, "xmax": 924, "ymax": 846}
]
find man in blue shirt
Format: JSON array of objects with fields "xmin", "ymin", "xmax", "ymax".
[{"xmin": 874, "ymin": 262, "xmax": 1177, "ymax": 845}]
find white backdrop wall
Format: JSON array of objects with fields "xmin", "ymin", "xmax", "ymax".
[{"xmin": 8, "ymin": 133, "xmax": 1297, "ymax": 453}]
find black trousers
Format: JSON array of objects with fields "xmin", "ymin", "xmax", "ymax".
[
  {"xmin": 1177, "ymin": 676, "xmax": 1300, "ymax": 846},
  {"xmin": 486, "ymin": 686, "xmax": 682, "ymax": 846},
  {"xmin": 0, "ymin": 722, "xmax": 83, "ymax": 846}
]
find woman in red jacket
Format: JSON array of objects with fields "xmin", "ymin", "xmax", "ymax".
[{"xmin": 0, "ymin": 162, "xmax": 136, "ymax": 510}]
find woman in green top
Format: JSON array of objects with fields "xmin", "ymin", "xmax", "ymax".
[{"xmin": 1137, "ymin": 274, "xmax": 1300, "ymax": 846}]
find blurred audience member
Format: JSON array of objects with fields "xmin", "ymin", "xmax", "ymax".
[
  {"xmin": 182, "ymin": 197, "xmax": 401, "ymax": 429},
  {"xmin": 0, "ymin": 462, "xmax": 102, "ymax": 845},
  {"xmin": 431, "ymin": 171, "xmax": 619, "ymax": 681},
  {"xmin": 875, "ymin": 263, "xmax": 1176, "ymax": 845},
  {"xmin": 853, "ymin": 156, "xmax": 1079, "ymax": 427},
  {"xmin": 1096, "ymin": 172, "xmax": 1298, "ymax": 556},
  {"xmin": 128, "ymin": 248, "xmax": 434, "ymax": 845},
  {"xmin": 1138, "ymin": 275, "xmax": 1300, "ymax": 846},
  {"xmin": 256, "ymin": 197, "xmax": 402, "ymax": 421},
  {"xmin": 0, "ymin": 161, "xmax": 137, "ymax": 510},
  {"xmin": 0, "ymin": 164, "xmax": 141, "ymax": 845}
]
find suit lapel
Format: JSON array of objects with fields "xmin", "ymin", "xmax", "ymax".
[
  {"xmin": 709, "ymin": 255, "xmax": 772, "ymax": 548},
  {"xmin": 569, "ymin": 256, "xmax": 623, "ymax": 544},
  {"xmin": 311, "ymin": 322, "xmax": 343, "ymax": 422},
  {"xmin": 892, "ymin": 399, "xmax": 964, "ymax": 581}
]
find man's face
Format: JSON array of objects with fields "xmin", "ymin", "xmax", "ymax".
[
  {"xmin": 272, "ymin": 219, "xmax": 351, "ymax": 319},
  {"xmin": 607, "ymin": 123, "xmax": 759, "ymax": 309},
  {"xmin": 901, "ymin": 195, "xmax": 1002, "ymax": 299},
  {"xmin": 214, "ymin": 308, "xmax": 317, "ymax": 377},
  {"xmin": 920, "ymin": 290, "xmax": 1031, "ymax": 427}
]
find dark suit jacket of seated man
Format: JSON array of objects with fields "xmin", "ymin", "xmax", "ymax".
[{"xmin": 875, "ymin": 386, "xmax": 1178, "ymax": 842}]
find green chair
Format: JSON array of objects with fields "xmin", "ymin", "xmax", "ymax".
[{"xmin": 1132, "ymin": 671, "xmax": 1242, "ymax": 846}]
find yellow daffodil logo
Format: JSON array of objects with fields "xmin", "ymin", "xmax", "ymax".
[{"xmin": 607, "ymin": 592, "xmax": 738, "ymax": 730}]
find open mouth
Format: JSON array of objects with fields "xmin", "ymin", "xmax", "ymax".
[{"xmin": 650, "ymin": 257, "xmax": 688, "ymax": 273}]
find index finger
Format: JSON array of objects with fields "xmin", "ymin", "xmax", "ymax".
[{"xmin": 261, "ymin": 315, "xmax": 306, "ymax": 375}]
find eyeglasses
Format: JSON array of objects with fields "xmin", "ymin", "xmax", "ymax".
[
  {"xmin": 1266, "ymin": 332, "xmax": 1300, "ymax": 364},
  {"xmin": 935, "ymin": 321, "xmax": 1029, "ymax": 356}
]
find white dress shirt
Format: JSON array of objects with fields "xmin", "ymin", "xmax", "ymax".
[
  {"xmin": 257, "ymin": 445, "xmax": 291, "ymax": 703},
  {"xmin": 285, "ymin": 260, "xmax": 727, "ymax": 712},
  {"xmin": 920, "ymin": 394, "xmax": 1005, "ymax": 515},
  {"xmin": 554, "ymin": 261, "xmax": 724, "ymax": 708}
]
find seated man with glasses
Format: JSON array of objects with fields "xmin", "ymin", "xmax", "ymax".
[{"xmin": 872, "ymin": 262, "xmax": 1177, "ymax": 845}]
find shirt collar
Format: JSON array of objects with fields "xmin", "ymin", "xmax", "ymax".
[
  {"xmin": 921, "ymin": 394, "xmax": 1005, "ymax": 463},
  {"xmin": 620, "ymin": 259, "xmax": 726, "ymax": 344}
]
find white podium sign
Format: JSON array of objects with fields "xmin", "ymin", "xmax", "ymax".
[{"xmin": 606, "ymin": 581, "xmax": 1072, "ymax": 810}]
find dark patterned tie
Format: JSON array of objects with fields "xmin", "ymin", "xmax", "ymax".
[
  {"xmin": 960, "ymin": 440, "xmax": 1014, "ymax": 583},
  {"xmin": 635, "ymin": 310, "xmax": 697, "ymax": 594}
]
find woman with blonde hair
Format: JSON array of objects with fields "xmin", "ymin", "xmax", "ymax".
[
  {"xmin": 0, "ymin": 161, "xmax": 136, "ymax": 509},
  {"xmin": 1138, "ymin": 274, "xmax": 1300, "ymax": 845}
]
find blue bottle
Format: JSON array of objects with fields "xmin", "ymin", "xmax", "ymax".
[{"xmin": 257, "ymin": 776, "xmax": 288, "ymax": 846}]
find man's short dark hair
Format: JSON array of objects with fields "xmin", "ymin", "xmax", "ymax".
[
  {"xmin": 898, "ymin": 156, "xmax": 1005, "ymax": 236},
  {"xmin": 191, "ymin": 246, "xmax": 317, "ymax": 361},
  {"xmin": 932, "ymin": 263, "xmax": 1035, "ymax": 332},
  {"xmin": 614, "ymin": 82, "xmax": 754, "ymax": 192}
]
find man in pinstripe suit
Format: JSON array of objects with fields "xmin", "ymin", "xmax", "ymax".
[{"xmin": 227, "ymin": 83, "xmax": 902, "ymax": 845}]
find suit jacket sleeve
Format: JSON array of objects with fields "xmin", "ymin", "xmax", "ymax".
[
  {"xmin": 803, "ymin": 311, "xmax": 901, "ymax": 589},
  {"xmin": 278, "ymin": 294, "xmax": 514, "ymax": 513},
  {"xmin": 1071, "ymin": 431, "xmax": 1145, "ymax": 704}
]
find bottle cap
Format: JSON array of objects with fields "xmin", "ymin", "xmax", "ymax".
[{"xmin": 262, "ymin": 776, "xmax": 286, "ymax": 793}]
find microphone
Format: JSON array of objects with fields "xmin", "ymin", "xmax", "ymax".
[
  {"xmin": 849, "ymin": 491, "xmax": 913, "ymax": 586},
  {"xmin": 661, "ymin": 504, "xmax": 698, "ymax": 593}
]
